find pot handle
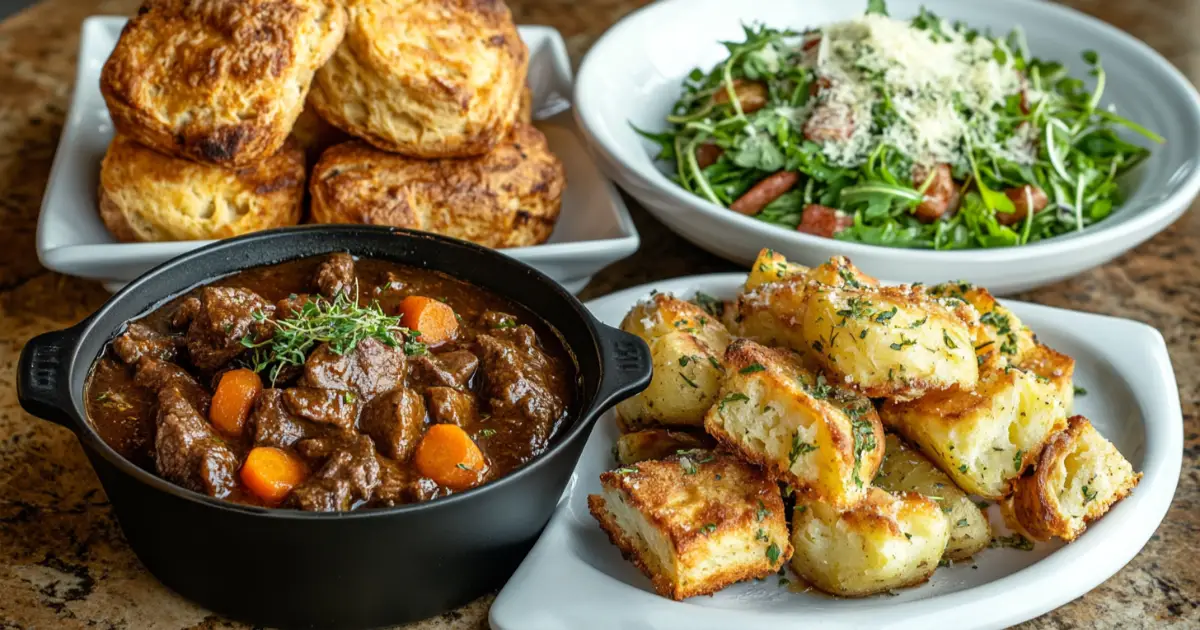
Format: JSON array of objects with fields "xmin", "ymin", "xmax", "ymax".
[
  {"xmin": 591, "ymin": 321, "xmax": 653, "ymax": 413},
  {"xmin": 18, "ymin": 326, "xmax": 81, "ymax": 432}
]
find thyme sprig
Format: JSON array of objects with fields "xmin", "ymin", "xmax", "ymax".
[{"xmin": 240, "ymin": 288, "xmax": 426, "ymax": 384}]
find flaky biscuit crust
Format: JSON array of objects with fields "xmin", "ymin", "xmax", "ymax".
[
  {"xmin": 308, "ymin": 0, "xmax": 527, "ymax": 158},
  {"xmin": 101, "ymin": 0, "xmax": 346, "ymax": 167}
]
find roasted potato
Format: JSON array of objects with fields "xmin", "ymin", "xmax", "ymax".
[
  {"xmin": 620, "ymin": 293, "xmax": 732, "ymax": 352},
  {"xmin": 615, "ymin": 330, "xmax": 725, "ymax": 427},
  {"xmin": 615, "ymin": 429, "xmax": 716, "ymax": 465},
  {"xmin": 745, "ymin": 248, "xmax": 809, "ymax": 291},
  {"xmin": 881, "ymin": 365, "xmax": 1070, "ymax": 499},
  {"xmin": 790, "ymin": 487, "xmax": 950, "ymax": 597},
  {"xmin": 926, "ymin": 282, "xmax": 1038, "ymax": 368},
  {"xmin": 589, "ymin": 452, "xmax": 792, "ymax": 600},
  {"xmin": 803, "ymin": 285, "xmax": 978, "ymax": 400},
  {"xmin": 704, "ymin": 339, "xmax": 884, "ymax": 508},
  {"xmin": 874, "ymin": 434, "xmax": 991, "ymax": 560},
  {"xmin": 1001, "ymin": 416, "xmax": 1140, "ymax": 542}
]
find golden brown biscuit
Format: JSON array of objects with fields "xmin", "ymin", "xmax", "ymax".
[
  {"xmin": 99, "ymin": 134, "xmax": 305, "ymax": 242},
  {"xmin": 309, "ymin": 0, "xmax": 528, "ymax": 158},
  {"xmin": 518, "ymin": 86, "xmax": 534, "ymax": 124},
  {"xmin": 309, "ymin": 123, "xmax": 564, "ymax": 248},
  {"xmin": 101, "ymin": 0, "xmax": 346, "ymax": 167},
  {"xmin": 291, "ymin": 105, "xmax": 352, "ymax": 166}
]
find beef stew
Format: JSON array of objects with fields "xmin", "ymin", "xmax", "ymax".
[{"xmin": 85, "ymin": 254, "xmax": 578, "ymax": 511}]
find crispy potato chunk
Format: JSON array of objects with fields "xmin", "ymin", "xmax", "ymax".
[
  {"xmin": 615, "ymin": 331, "xmax": 725, "ymax": 427},
  {"xmin": 803, "ymin": 285, "xmax": 978, "ymax": 399},
  {"xmin": 1001, "ymin": 416, "xmax": 1140, "ymax": 542},
  {"xmin": 881, "ymin": 365, "xmax": 1070, "ymax": 499},
  {"xmin": 615, "ymin": 429, "xmax": 716, "ymax": 465},
  {"xmin": 926, "ymin": 282, "xmax": 1038, "ymax": 368},
  {"xmin": 874, "ymin": 434, "xmax": 991, "ymax": 560},
  {"xmin": 704, "ymin": 339, "xmax": 884, "ymax": 508},
  {"xmin": 588, "ymin": 452, "xmax": 792, "ymax": 600},
  {"xmin": 617, "ymin": 294, "xmax": 733, "ymax": 427},
  {"xmin": 790, "ymin": 488, "xmax": 950, "ymax": 596},
  {"xmin": 744, "ymin": 248, "xmax": 810, "ymax": 291},
  {"xmin": 620, "ymin": 293, "xmax": 731, "ymax": 353}
]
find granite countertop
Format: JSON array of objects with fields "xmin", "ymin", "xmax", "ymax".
[{"xmin": 0, "ymin": 0, "xmax": 1196, "ymax": 628}]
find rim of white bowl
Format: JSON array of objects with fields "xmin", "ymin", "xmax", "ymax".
[{"xmin": 575, "ymin": 0, "xmax": 1200, "ymax": 263}]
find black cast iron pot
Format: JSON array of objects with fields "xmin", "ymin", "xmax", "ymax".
[{"xmin": 17, "ymin": 226, "xmax": 652, "ymax": 629}]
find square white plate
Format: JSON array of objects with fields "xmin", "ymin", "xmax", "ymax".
[
  {"xmin": 38, "ymin": 18, "xmax": 638, "ymax": 294},
  {"xmin": 491, "ymin": 273, "xmax": 1182, "ymax": 630}
]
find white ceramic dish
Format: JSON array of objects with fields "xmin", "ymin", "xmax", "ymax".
[
  {"xmin": 574, "ymin": 0, "xmax": 1200, "ymax": 295},
  {"xmin": 491, "ymin": 273, "xmax": 1181, "ymax": 630},
  {"xmin": 38, "ymin": 18, "xmax": 638, "ymax": 295}
]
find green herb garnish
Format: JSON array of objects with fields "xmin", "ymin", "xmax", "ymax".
[{"xmin": 241, "ymin": 289, "xmax": 425, "ymax": 385}]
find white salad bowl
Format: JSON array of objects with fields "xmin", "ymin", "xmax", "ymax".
[
  {"xmin": 574, "ymin": 0, "xmax": 1200, "ymax": 294},
  {"xmin": 490, "ymin": 273, "xmax": 1182, "ymax": 630},
  {"xmin": 38, "ymin": 18, "xmax": 638, "ymax": 295}
]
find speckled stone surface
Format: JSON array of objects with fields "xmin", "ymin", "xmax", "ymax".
[{"xmin": 0, "ymin": 0, "xmax": 1196, "ymax": 628}]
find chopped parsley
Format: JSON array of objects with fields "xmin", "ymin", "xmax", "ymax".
[
  {"xmin": 700, "ymin": 523, "xmax": 718, "ymax": 535},
  {"xmin": 755, "ymin": 500, "xmax": 770, "ymax": 522},
  {"xmin": 718, "ymin": 392, "xmax": 750, "ymax": 411},
  {"xmin": 680, "ymin": 373, "xmax": 698, "ymax": 388},
  {"xmin": 908, "ymin": 316, "xmax": 928, "ymax": 328},
  {"xmin": 943, "ymin": 329, "xmax": 958, "ymax": 349},
  {"xmin": 788, "ymin": 433, "xmax": 819, "ymax": 466},
  {"xmin": 850, "ymin": 410, "xmax": 877, "ymax": 487},
  {"xmin": 990, "ymin": 534, "xmax": 1035, "ymax": 551},
  {"xmin": 958, "ymin": 464, "xmax": 969, "ymax": 473},
  {"xmin": 766, "ymin": 543, "xmax": 781, "ymax": 564},
  {"xmin": 956, "ymin": 518, "xmax": 969, "ymax": 527},
  {"xmin": 739, "ymin": 363, "xmax": 766, "ymax": 374},
  {"xmin": 890, "ymin": 337, "xmax": 916, "ymax": 351},
  {"xmin": 479, "ymin": 428, "xmax": 497, "ymax": 438},
  {"xmin": 802, "ymin": 373, "xmax": 834, "ymax": 399},
  {"xmin": 692, "ymin": 291, "xmax": 725, "ymax": 318},
  {"xmin": 874, "ymin": 306, "xmax": 898, "ymax": 323},
  {"xmin": 755, "ymin": 528, "xmax": 770, "ymax": 542},
  {"xmin": 1074, "ymin": 385, "xmax": 1088, "ymax": 396},
  {"xmin": 1013, "ymin": 449, "xmax": 1024, "ymax": 471},
  {"xmin": 1082, "ymin": 485, "xmax": 1098, "ymax": 504}
]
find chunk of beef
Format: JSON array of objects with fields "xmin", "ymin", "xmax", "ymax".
[
  {"xmin": 374, "ymin": 460, "xmax": 443, "ymax": 506},
  {"xmin": 274, "ymin": 293, "xmax": 317, "ymax": 319},
  {"xmin": 426, "ymin": 387, "xmax": 477, "ymax": 427},
  {"xmin": 302, "ymin": 337, "xmax": 406, "ymax": 401},
  {"xmin": 133, "ymin": 358, "xmax": 211, "ymax": 413},
  {"xmin": 113, "ymin": 323, "xmax": 180, "ymax": 364},
  {"xmin": 282, "ymin": 387, "xmax": 361, "ymax": 432},
  {"xmin": 316, "ymin": 253, "xmax": 355, "ymax": 299},
  {"xmin": 249, "ymin": 389, "xmax": 317, "ymax": 448},
  {"xmin": 360, "ymin": 388, "xmax": 427, "ymax": 461},
  {"xmin": 153, "ymin": 385, "xmax": 238, "ymax": 498},
  {"xmin": 476, "ymin": 331, "xmax": 567, "ymax": 448},
  {"xmin": 287, "ymin": 434, "xmax": 380, "ymax": 512},
  {"xmin": 410, "ymin": 350, "xmax": 479, "ymax": 389},
  {"xmin": 173, "ymin": 287, "xmax": 274, "ymax": 370}
]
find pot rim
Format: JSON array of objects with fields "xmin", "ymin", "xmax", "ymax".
[{"xmin": 61, "ymin": 225, "xmax": 622, "ymax": 520}]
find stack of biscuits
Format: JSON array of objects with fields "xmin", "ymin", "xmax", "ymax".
[{"xmin": 98, "ymin": 0, "xmax": 565, "ymax": 249}]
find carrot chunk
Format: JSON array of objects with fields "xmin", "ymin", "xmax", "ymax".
[
  {"xmin": 414, "ymin": 424, "xmax": 487, "ymax": 491},
  {"xmin": 240, "ymin": 447, "xmax": 307, "ymax": 504},
  {"xmin": 209, "ymin": 368, "xmax": 262, "ymax": 437},
  {"xmin": 398, "ymin": 296, "xmax": 459, "ymax": 346}
]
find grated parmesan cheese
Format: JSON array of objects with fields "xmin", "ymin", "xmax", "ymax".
[{"xmin": 805, "ymin": 13, "xmax": 1032, "ymax": 170}]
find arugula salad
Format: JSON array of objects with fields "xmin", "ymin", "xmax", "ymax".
[{"xmin": 635, "ymin": 0, "xmax": 1160, "ymax": 249}]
